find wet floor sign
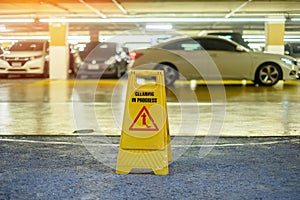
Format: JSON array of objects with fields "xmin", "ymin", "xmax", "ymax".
[{"xmin": 116, "ymin": 70, "xmax": 171, "ymax": 175}]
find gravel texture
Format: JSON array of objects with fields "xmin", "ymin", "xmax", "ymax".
[{"xmin": 0, "ymin": 136, "xmax": 299, "ymax": 200}]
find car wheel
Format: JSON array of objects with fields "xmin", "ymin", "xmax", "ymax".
[
  {"xmin": 255, "ymin": 63, "xmax": 282, "ymax": 86},
  {"xmin": 155, "ymin": 63, "xmax": 178, "ymax": 86}
]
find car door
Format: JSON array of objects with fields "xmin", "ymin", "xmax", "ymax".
[{"xmin": 197, "ymin": 38, "xmax": 252, "ymax": 79}]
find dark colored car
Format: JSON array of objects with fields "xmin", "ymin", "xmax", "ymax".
[
  {"xmin": 285, "ymin": 42, "xmax": 300, "ymax": 59},
  {"xmin": 284, "ymin": 42, "xmax": 300, "ymax": 79},
  {"xmin": 76, "ymin": 42, "xmax": 129, "ymax": 79}
]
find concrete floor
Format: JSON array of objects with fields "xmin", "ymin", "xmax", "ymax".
[
  {"xmin": 0, "ymin": 78, "xmax": 299, "ymax": 136},
  {"xmin": 0, "ymin": 78, "xmax": 299, "ymax": 199}
]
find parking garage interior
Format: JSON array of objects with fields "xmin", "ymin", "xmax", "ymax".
[{"xmin": 0, "ymin": 0, "xmax": 299, "ymax": 199}]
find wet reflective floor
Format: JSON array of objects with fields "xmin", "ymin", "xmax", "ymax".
[{"xmin": 0, "ymin": 78, "xmax": 299, "ymax": 136}]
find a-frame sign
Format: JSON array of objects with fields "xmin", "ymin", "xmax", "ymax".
[{"xmin": 116, "ymin": 70, "xmax": 171, "ymax": 175}]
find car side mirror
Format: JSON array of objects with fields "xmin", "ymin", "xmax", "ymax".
[{"xmin": 284, "ymin": 51, "xmax": 290, "ymax": 55}]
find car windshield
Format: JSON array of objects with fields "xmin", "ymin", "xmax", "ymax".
[
  {"xmin": 83, "ymin": 42, "xmax": 117, "ymax": 60},
  {"xmin": 10, "ymin": 42, "xmax": 45, "ymax": 51}
]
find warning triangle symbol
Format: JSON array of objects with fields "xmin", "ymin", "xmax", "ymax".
[{"xmin": 129, "ymin": 106, "xmax": 159, "ymax": 131}]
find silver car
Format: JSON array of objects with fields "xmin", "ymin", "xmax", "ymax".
[{"xmin": 128, "ymin": 36, "xmax": 298, "ymax": 86}]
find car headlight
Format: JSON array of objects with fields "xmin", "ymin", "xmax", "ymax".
[
  {"xmin": 281, "ymin": 57, "xmax": 296, "ymax": 65},
  {"xmin": 32, "ymin": 55, "xmax": 43, "ymax": 60}
]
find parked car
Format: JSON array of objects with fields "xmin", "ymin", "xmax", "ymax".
[
  {"xmin": 128, "ymin": 36, "xmax": 298, "ymax": 86},
  {"xmin": 76, "ymin": 42, "xmax": 129, "ymax": 79},
  {"xmin": 68, "ymin": 46, "xmax": 82, "ymax": 77},
  {"xmin": 0, "ymin": 40, "xmax": 49, "ymax": 78}
]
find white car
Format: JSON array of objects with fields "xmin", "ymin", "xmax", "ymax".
[
  {"xmin": 0, "ymin": 40, "xmax": 49, "ymax": 78},
  {"xmin": 128, "ymin": 36, "xmax": 298, "ymax": 86}
]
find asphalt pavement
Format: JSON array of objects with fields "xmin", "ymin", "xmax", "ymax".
[{"xmin": 0, "ymin": 136, "xmax": 299, "ymax": 200}]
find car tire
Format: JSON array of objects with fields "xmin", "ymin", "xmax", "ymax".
[
  {"xmin": 114, "ymin": 63, "xmax": 126, "ymax": 79},
  {"xmin": 254, "ymin": 63, "xmax": 282, "ymax": 86},
  {"xmin": 43, "ymin": 62, "xmax": 49, "ymax": 78},
  {"xmin": 155, "ymin": 63, "xmax": 178, "ymax": 86}
]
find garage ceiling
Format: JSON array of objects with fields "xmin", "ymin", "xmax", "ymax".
[{"xmin": 0, "ymin": 0, "xmax": 299, "ymax": 36}]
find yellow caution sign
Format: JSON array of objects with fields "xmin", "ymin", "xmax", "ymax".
[{"xmin": 116, "ymin": 70, "xmax": 171, "ymax": 175}]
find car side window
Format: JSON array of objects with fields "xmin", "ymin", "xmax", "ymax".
[
  {"xmin": 162, "ymin": 39, "xmax": 202, "ymax": 51},
  {"xmin": 197, "ymin": 38, "xmax": 236, "ymax": 52}
]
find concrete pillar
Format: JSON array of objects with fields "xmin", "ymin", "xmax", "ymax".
[
  {"xmin": 49, "ymin": 22, "xmax": 69, "ymax": 79},
  {"xmin": 90, "ymin": 28, "xmax": 99, "ymax": 42},
  {"xmin": 265, "ymin": 16, "xmax": 285, "ymax": 54}
]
